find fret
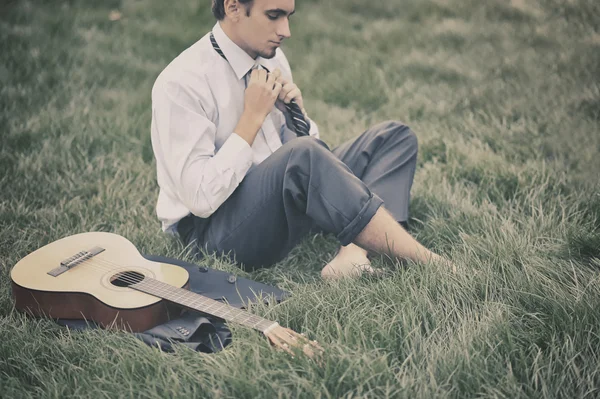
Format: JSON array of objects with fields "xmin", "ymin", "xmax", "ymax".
[
  {"xmin": 171, "ymin": 288, "xmax": 188, "ymax": 303},
  {"xmin": 248, "ymin": 314, "xmax": 265, "ymax": 326},
  {"xmin": 255, "ymin": 319, "xmax": 275, "ymax": 332},
  {"xmin": 186, "ymin": 289, "xmax": 203, "ymax": 302},
  {"xmin": 169, "ymin": 287, "xmax": 185, "ymax": 302},
  {"xmin": 192, "ymin": 295, "xmax": 215, "ymax": 310},
  {"xmin": 188, "ymin": 291, "xmax": 209, "ymax": 305},
  {"xmin": 173, "ymin": 291, "xmax": 189, "ymax": 304},
  {"xmin": 180, "ymin": 290, "xmax": 197, "ymax": 305},
  {"xmin": 217, "ymin": 306, "xmax": 237, "ymax": 320},
  {"xmin": 200, "ymin": 300, "xmax": 231, "ymax": 320},
  {"xmin": 232, "ymin": 313, "xmax": 254, "ymax": 326},
  {"xmin": 184, "ymin": 295, "xmax": 200, "ymax": 308},
  {"xmin": 227, "ymin": 309, "xmax": 246, "ymax": 323},
  {"xmin": 231, "ymin": 308, "xmax": 254, "ymax": 323},
  {"xmin": 252, "ymin": 318, "xmax": 264, "ymax": 329},
  {"xmin": 193, "ymin": 299, "xmax": 240, "ymax": 323},
  {"xmin": 192, "ymin": 295, "xmax": 224, "ymax": 317},
  {"xmin": 261, "ymin": 321, "xmax": 279, "ymax": 334},
  {"xmin": 192, "ymin": 299, "xmax": 213, "ymax": 312},
  {"xmin": 190, "ymin": 293, "xmax": 223, "ymax": 317},
  {"xmin": 213, "ymin": 305, "xmax": 238, "ymax": 321},
  {"xmin": 159, "ymin": 287, "xmax": 175, "ymax": 300},
  {"xmin": 198, "ymin": 300, "xmax": 220, "ymax": 315},
  {"xmin": 155, "ymin": 282, "xmax": 175, "ymax": 298},
  {"xmin": 235, "ymin": 312, "xmax": 265, "ymax": 330},
  {"xmin": 131, "ymin": 276, "xmax": 278, "ymax": 333}
]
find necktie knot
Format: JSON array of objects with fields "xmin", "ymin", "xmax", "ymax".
[{"xmin": 246, "ymin": 63, "xmax": 269, "ymax": 79}]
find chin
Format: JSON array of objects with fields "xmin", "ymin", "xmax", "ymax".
[{"xmin": 259, "ymin": 48, "xmax": 277, "ymax": 59}]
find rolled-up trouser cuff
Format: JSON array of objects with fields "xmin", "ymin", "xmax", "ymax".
[{"xmin": 337, "ymin": 193, "xmax": 384, "ymax": 246}]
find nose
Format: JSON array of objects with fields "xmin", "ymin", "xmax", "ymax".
[{"xmin": 277, "ymin": 18, "xmax": 291, "ymax": 39}]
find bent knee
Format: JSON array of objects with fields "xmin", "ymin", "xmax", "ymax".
[
  {"xmin": 403, "ymin": 125, "xmax": 418, "ymax": 153},
  {"xmin": 285, "ymin": 137, "xmax": 332, "ymax": 161},
  {"xmin": 379, "ymin": 120, "xmax": 418, "ymax": 151},
  {"xmin": 288, "ymin": 136, "xmax": 328, "ymax": 151},
  {"xmin": 282, "ymin": 137, "xmax": 337, "ymax": 177}
]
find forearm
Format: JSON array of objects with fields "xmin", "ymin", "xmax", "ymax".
[{"xmin": 234, "ymin": 111, "xmax": 265, "ymax": 146}]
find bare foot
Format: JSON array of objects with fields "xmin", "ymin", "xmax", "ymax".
[{"xmin": 321, "ymin": 243, "xmax": 374, "ymax": 280}]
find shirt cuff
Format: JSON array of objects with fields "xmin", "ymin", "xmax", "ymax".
[{"xmin": 214, "ymin": 132, "xmax": 253, "ymax": 179}]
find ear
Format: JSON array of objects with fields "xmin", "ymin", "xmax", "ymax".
[{"xmin": 224, "ymin": 0, "xmax": 242, "ymax": 21}]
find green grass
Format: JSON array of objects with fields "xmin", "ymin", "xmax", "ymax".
[{"xmin": 1, "ymin": 0, "xmax": 600, "ymax": 397}]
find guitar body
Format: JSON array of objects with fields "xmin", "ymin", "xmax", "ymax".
[{"xmin": 11, "ymin": 232, "xmax": 189, "ymax": 332}]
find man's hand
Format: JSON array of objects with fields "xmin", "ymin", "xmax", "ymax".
[
  {"xmin": 244, "ymin": 67, "xmax": 283, "ymax": 121},
  {"xmin": 275, "ymin": 75, "xmax": 307, "ymax": 118},
  {"xmin": 236, "ymin": 67, "xmax": 284, "ymax": 145}
]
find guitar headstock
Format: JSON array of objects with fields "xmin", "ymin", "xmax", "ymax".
[{"xmin": 263, "ymin": 324, "xmax": 323, "ymax": 361}]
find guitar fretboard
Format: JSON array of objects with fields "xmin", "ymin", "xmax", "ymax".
[{"xmin": 131, "ymin": 277, "xmax": 277, "ymax": 333}]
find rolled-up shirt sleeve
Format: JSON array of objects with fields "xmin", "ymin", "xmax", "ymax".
[{"xmin": 151, "ymin": 79, "xmax": 253, "ymax": 219}]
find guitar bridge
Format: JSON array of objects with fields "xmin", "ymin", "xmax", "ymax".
[{"xmin": 47, "ymin": 246, "xmax": 105, "ymax": 277}]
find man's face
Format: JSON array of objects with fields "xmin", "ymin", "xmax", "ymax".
[{"xmin": 236, "ymin": 0, "xmax": 295, "ymax": 59}]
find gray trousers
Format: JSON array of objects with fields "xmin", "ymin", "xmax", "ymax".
[{"xmin": 177, "ymin": 120, "xmax": 418, "ymax": 269}]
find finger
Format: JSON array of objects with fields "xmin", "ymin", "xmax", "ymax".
[
  {"xmin": 284, "ymin": 88, "xmax": 301, "ymax": 104},
  {"xmin": 276, "ymin": 76, "xmax": 289, "ymax": 87},
  {"xmin": 257, "ymin": 68, "xmax": 267, "ymax": 82},
  {"xmin": 273, "ymin": 81, "xmax": 283, "ymax": 96},
  {"xmin": 278, "ymin": 84, "xmax": 292, "ymax": 101},
  {"xmin": 249, "ymin": 68, "xmax": 260, "ymax": 84},
  {"xmin": 279, "ymin": 83, "xmax": 295, "ymax": 101},
  {"xmin": 266, "ymin": 68, "xmax": 277, "ymax": 87},
  {"xmin": 271, "ymin": 67, "xmax": 282, "ymax": 80}
]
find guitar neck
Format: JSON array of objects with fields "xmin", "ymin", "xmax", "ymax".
[{"xmin": 131, "ymin": 277, "xmax": 277, "ymax": 333}]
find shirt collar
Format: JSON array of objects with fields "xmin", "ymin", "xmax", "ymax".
[{"xmin": 211, "ymin": 22, "xmax": 276, "ymax": 80}]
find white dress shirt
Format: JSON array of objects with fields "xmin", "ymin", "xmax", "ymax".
[{"xmin": 151, "ymin": 22, "xmax": 320, "ymax": 232}]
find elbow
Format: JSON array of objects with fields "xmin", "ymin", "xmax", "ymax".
[
  {"xmin": 178, "ymin": 161, "xmax": 241, "ymax": 220},
  {"xmin": 188, "ymin": 203, "xmax": 215, "ymax": 219},
  {"xmin": 178, "ymin": 172, "xmax": 216, "ymax": 219},
  {"xmin": 181, "ymin": 187, "xmax": 216, "ymax": 219}
]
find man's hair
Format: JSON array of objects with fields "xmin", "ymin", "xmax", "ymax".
[{"xmin": 212, "ymin": 0, "xmax": 254, "ymax": 20}]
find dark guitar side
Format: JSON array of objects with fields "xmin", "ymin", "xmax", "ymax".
[{"xmin": 11, "ymin": 281, "xmax": 187, "ymax": 332}]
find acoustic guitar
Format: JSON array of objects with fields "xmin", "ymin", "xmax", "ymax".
[{"xmin": 11, "ymin": 232, "xmax": 321, "ymax": 358}]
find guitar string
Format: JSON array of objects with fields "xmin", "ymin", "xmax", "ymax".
[
  {"xmin": 78, "ymin": 257, "xmax": 272, "ymax": 329},
  {"xmin": 52, "ymin": 246, "xmax": 276, "ymax": 327},
  {"xmin": 66, "ymin": 257, "xmax": 273, "ymax": 329}
]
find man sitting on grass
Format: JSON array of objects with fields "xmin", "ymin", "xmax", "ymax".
[{"xmin": 150, "ymin": 0, "xmax": 453, "ymax": 278}]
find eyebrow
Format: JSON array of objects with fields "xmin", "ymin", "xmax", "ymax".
[{"xmin": 265, "ymin": 8, "xmax": 295, "ymax": 16}]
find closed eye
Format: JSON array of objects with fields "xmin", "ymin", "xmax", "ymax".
[{"xmin": 266, "ymin": 9, "xmax": 294, "ymax": 20}]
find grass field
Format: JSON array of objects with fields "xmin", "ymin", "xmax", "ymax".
[{"xmin": 1, "ymin": 0, "xmax": 600, "ymax": 397}]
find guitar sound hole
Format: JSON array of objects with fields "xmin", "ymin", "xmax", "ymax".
[{"xmin": 110, "ymin": 271, "xmax": 145, "ymax": 287}]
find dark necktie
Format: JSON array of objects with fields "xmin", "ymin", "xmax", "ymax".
[{"xmin": 210, "ymin": 32, "xmax": 310, "ymax": 137}]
